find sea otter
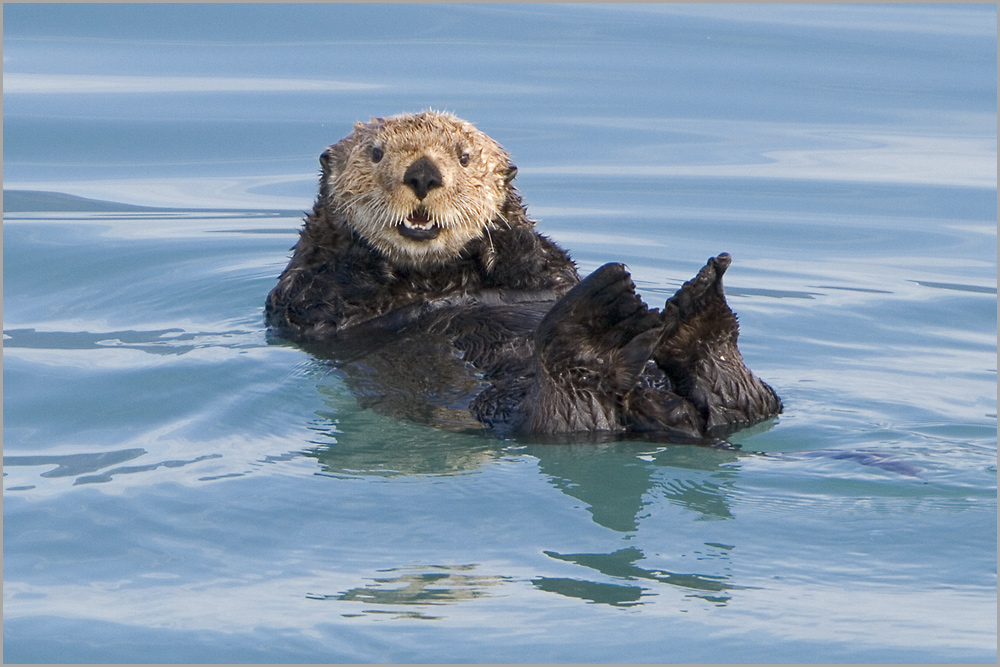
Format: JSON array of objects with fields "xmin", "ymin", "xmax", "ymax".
[{"xmin": 266, "ymin": 111, "xmax": 781, "ymax": 441}]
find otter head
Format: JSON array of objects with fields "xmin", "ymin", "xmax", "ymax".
[{"xmin": 319, "ymin": 111, "xmax": 518, "ymax": 266}]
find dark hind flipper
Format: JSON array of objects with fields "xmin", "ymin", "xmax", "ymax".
[
  {"xmin": 622, "ymin": 366, "xmax": 709, "ymax": 441},
  {"xmin": 522, "ymin": 263, "xmax": 664, "ymax": 433},
  {"xmin": 654, "ymin": 254, "xmax": 782, "ymax": 435}
]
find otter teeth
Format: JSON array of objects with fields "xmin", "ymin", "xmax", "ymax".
[
  {"xmin": 403, "ymin": 218, "xmax": 433, "ymax": 230},
  {"xmin": 404, "ymin": 209, "xmax": 434, "ymax": 230},
  {"xmin": 398, "ymin": 209, "xmax": 441, "ymax": 240}
]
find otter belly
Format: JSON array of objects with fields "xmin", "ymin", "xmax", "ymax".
[
  {"xmin": 301, "ymin": 298, "xmax": 555, "ymax": 434},
  {"xmin": 294, "ymin": 257, "xmax": 782, "ymax": 443}
]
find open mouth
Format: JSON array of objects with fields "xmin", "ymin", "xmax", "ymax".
[{"xmin": 398, "ymin": 207, "xmax": 441, "ymax": 240}]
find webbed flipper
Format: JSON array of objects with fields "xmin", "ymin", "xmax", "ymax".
[
  {"xmin": 521, "ymin": 263, "xmax": 666, "ymax": 433},
  {"xmin": 655, "ymin": 254, "xmax": 782, "ymax": 435}
]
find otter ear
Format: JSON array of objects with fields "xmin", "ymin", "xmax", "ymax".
[
  {"xmin": 504, "ymin": 164, "xmax": 518, "ymax": 185},
  {"xmin": 319, "ymin": 147, "xmax": 334, "ymax": 169},
  {"xmin": 319, "ymin": 137, "xmax": 354, "ymax": 180},
  {"xmin": 317, "ymin": 136, "xmax": 356, "ymax": 204}
]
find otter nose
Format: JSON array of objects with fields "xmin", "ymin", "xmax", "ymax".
[{"xmin": 403, "ymin": 157, "xmax": 443, "ymax": 200}]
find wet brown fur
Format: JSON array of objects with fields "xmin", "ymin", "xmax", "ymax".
[{"xmin": 266, "ymin": 111, "xmax": 781, "ymax": 440}]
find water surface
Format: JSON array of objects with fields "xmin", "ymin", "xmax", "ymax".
[{"xmin": 4, "ymin": 4, "xmax": 996, "ymax": 663}]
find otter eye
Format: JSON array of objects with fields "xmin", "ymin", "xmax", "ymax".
[
  {"xmin": 371, "ymin": 146, "xmax": 384, "ymax": 163},
  {"xmin": 459, "ymin": 152, "xmax": 470, "ymax": 167}
]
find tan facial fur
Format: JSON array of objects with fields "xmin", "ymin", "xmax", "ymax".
[{"xmin": 321, "ymin": 111, "xmax": 512, "ymax": 266}]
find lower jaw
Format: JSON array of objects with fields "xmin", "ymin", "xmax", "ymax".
[
  {"xmin": 397, "ymin": 222, "xmax": 441, "ymax": 240},
  {"xmin": 363, "ymin": 225, "xmax": 479, "ymax": 263}
]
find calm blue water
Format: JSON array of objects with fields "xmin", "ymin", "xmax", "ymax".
[{"xmin": 4, "ymin": 4, "xmax": 997, "ymax": 663}]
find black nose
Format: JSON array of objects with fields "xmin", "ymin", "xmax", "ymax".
[{"xmin": 403, "ymin": 157, "xmax": 443, "ymax": 200}]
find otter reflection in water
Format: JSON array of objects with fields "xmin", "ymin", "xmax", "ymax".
[
  {"xmin": 266, "ymin": 111, "xmax": 781, "ymax": 441},
  {"xmin": 303, "ymin": 416, "xmax": 745, "ymax": 609}
]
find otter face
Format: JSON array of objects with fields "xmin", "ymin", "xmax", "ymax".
[{"xmin": 321, "ymin": 111, "xmax": 513, "ymax": 266}]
